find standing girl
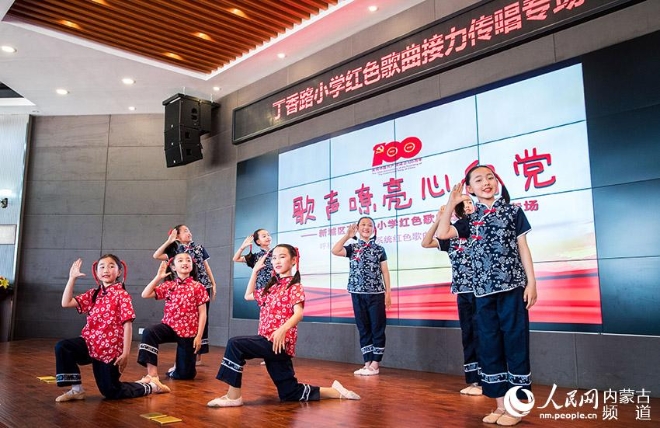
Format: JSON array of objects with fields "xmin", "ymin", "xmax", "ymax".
[
  {"xmin": 153, "ymin": 225, "xmax": 216, "ymax": 364},
  {"xmin": 438, "ymin": 165, "xmax": 537, "ymax": 426},
  {"xmin": 421, "ymin": 199, "xmax": 482, "ymax": 396},
  {"xmin": 137, "ymin": 252, "xmax": 209, "ymax": 386},
  {"xmin": 233, "ymin": 228, "xmax": 273, "ymax": 291},
  {"xmin": 207, "ymin": 244, "xmax": 360, "ymax": 407},
  {"xmin": 331, "ymin": 217, "xmax": 391, "ymax": 376},
  {"xmin": 54, "ymin": 255, "xmax": 164, "ymax": 402}
]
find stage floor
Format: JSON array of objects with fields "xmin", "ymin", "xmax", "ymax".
[{"xmin": 0, "ymin": 339, "xmax": 654, "ymax": 427}]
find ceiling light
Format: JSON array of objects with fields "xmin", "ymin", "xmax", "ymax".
[
  {"xmin": 122, "ymin": 78, "xmax": 135, "ymax": 85},
  {"xmin": 128, "ymin": 106, "xmax": 136, "ymax": 111},
  {"xmin": 368, "ymin": 5, "xmax": 378, "ymax": 12},
  {"xmin": 195, "ymin": 32, "xmax": 212, "ymax": 41},
  {"xmin": 1, "ymin": 46, "xmax": 16, "ymax": 53},
  {"xmin": 229, "ymin": 8, "xmax": 247, "ymax": 18},
  {"xmin": 56, "ymin": 89, "xmax": 69, "ymax": 95},
  {"xmin": 59, "ymin": 20, "xmax": 81, "ymax": 30},
  {"xmin": 213, "ymin": 86, "xmax": 220, "ymax": 91},
  {"xmin": 277, "ymin": 53, "xmax": 286, "ymax": 59},
  {"xmin": 164, "ymin": 52, "xmax": 183, "ymax": 60}
]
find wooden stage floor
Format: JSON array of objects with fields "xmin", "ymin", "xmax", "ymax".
[{"xmin": 0, "ymin": 339, "xmax": 655, "ymax": 427}]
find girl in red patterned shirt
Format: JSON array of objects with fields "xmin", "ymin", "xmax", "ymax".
[
  {"xmin": 207, "ymin": 244, "xmax": 361, "ymax": 407},
  {"xmin": 54, "ymin": 255, "xmax": 163, "ymax": 402},
  {"xmin": 137, "ymin": 252, "xmax": 209, "ymax": 389}
]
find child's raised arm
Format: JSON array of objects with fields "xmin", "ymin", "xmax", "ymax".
[
  {"xmin": 142, "ymin": 261, "xmax": 170, "ymax": 299},
  {"xmin": 152, "ymin": 229, "xmax": 178, "ymax": 261},
  {"xmin": 331, "ymin": 224, "xmax": 357, "ymax": 257},
  {"xmin": 61, "ymin": 258, "xmax": 85, "ymax": 308},
  {"xmin": 436, "ymin": 182, "xmax": 465, "ymax": 240},
  {"xmin": 233, "ymin": 235, "xmax": 254, "ymax": 263},
  {"xmin": 421, "ymin": 206, "xmax": 445, "ymax": 248},
  {"xmin": 244, "ymin": 253, "xmax": 268, "ymax": 300}
]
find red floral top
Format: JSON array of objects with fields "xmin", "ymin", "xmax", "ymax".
[
  {"xmin": 254, "ymin": 276, "xmax": 305, "ymax": 357},
  {"xmin": 155, "ymin": 276, "xmax": 209, "ymax": 338},
  {"xmin": 76, "ymin": 283, "xmax": 135, "ymax": 364}
]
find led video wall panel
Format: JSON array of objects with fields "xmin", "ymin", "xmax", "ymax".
[{"xmin": 235, "ymin": 63, "xmax": 602, "ymax": 331}]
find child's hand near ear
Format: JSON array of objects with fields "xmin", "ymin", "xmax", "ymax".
[
  {"xmin": 166, "ymin": 228, "xmax": 178, "ymax": 244},
  {"xmin": 156, "ymin": 261, "xmax": 171, "ymax": 279},
  {"xmin": 253, "ymin": 253, "xmax": 268, "ymax": 271}
]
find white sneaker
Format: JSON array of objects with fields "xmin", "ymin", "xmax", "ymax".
[
  {"xmin": 207, "ymin": 395, "xmax": 244, "ymax": 407},
  {"xmin": 55, "ymin": 388, "xmax": 85, "ymax": 402},
  {"xmin": 332, "ymin": 380, "xmax": 360, "ymax": 400}
]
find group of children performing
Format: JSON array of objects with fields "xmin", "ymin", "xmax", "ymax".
[{"xmin": 54, "ymin": 165, "xmax": 536, "ymax": 426}]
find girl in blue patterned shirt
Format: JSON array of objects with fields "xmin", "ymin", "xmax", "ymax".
[
  {"xmin": 233, "ymin": 228, "xmax": 274, "ymax": 291},
  {"xmin": 332, "ymin": 217, "xmax": 391, "ymax": 376},
  {"xmin": 438, "ymin": 165, "xmax": 537, "ymax": 426}
]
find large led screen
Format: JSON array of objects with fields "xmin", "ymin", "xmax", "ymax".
[{"xmin": 235, "ymin": 63, "xmax": 602, "ymax": 332}]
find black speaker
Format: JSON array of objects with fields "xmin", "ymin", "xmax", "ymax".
[
  {"xmin": 163, "ymin": 93, "xmax": 218, "ymax": 134},
  {"xmin": 164, "ymin": 126, "xmax": 202, "ymax": 167}
]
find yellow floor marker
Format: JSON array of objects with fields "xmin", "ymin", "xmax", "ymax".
[{"xmin": 37, "ymin": 376, "xmax": 57, "ymax": 383}]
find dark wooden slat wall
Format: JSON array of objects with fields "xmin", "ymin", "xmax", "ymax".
[{"xmin": 0, "ymin": 339, "xmax": 654, "ymax": 427}]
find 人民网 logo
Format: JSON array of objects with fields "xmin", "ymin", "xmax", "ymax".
[{"xmin": 504, "ymin": 386, "xmax": 535, "ymax": 417}]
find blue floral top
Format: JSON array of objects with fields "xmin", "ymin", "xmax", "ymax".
[
  {"xmin": 167, "ymin": 241, "xmax": 212, "ymax": 289},
  {"xmin": 436, "ymin": 218, "xmax": 472, "ymax": 294},
  {"xmin": 343, "ymin": 239, "xmax": 387, "ymax": 294},
  {"xmin": 252, "ymin": 248, "xmax": 274, "ymax": 290},
  {"xmin": 467, "ymin": 198, "xmax": 531, "ymax": 297}
]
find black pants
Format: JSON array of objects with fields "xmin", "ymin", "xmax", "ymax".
[
  {"xmin": 457, "ymin": 292, "xmax": 480, "ymax": 384},
  {"xmin": 55, "ymin": 337, "xmax": 151, "ymax": 399},
  {"xmin": 216, "ymin": 335, "xmax": 320, "ymax": 402},
  {"xmin": 475, "ymin": 287, "xmax": 531, "ymax": 398},
  {"xmin": 137, "ymin": 323, "xmax": 196, "ymax": 379},
  {"xmin": 351, "ymin": 293, "xmax": 386, "ymax": 363}
]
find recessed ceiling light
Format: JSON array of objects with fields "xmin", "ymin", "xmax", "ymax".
[
  {"xmin": 128, "ymin": 106, "xmax": 136, "ymax": 111},
  {"xmin": 1, "ymin": 46, "xmax": 16, "ymax": 53},
  {"xmin": 229, "ymin": 8, "xmax": 247, "ymax": 18},
  {"xmin": 277, "ymin": 53, "xmax": 286, "ymax": 59},
  {"xmin": 59, "ymin": 20, "xmax": 81, "ymax": 30},
  {"xmin": 164, "ymin": 52, "xmax": 183, "ymax": 60},
  {"xmin": 213, "ymin": 86, "xmax": 220, "ymax": 91},
  {"xmin": 194, "ymin": 32, "xmax": 212, "ymax": 41},
  {"xmin": 56, "ymin": 89, "xmax": 69, "ymax": 95},
  {"xmin": 368, "ymin": 5, "xmax": 378, "ymax": 12},
  {"xmin": 122, "ymin": 78, "xmax": 135, "ymax": 85}
]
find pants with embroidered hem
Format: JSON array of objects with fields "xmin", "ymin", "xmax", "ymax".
[
  {"xmin": 55, "ymin": 337, "xmax": 152, "ymax": 399},
  {"xmin": 137, "ymin": 323, "xmax": 197, "ymax": 379},
  {"xmin": 351, "ymin": 293, "xmax": 386, "ymax": 363},
  {"xmin": 475, "ymin": 287, "xmax": 531, "ymax": 399},
  {"xmin": 457, "ymin": 292, "xmax": 480, "ymax": 384},
  {"xmin": 216, "ymin": 335, "xmax": 320, "ymax": 402}
]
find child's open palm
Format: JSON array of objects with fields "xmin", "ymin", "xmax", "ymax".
[
  {"xmin": 69, "ymin": 258, "xmax": 86, "ymax": 279},
  {"xmin": 449, "ymin": 181, "xmax": 466, "ymax": 205},
  {"xmin": 156, "ymin": 261, "xmax": 171, "ymax": 279}
]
